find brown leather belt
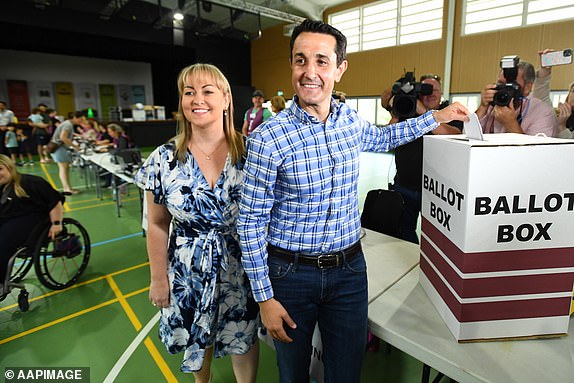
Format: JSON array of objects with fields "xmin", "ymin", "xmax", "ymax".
[{"xmin": 267, "ymin": 241, "xmax": 362, "ymax": 269}]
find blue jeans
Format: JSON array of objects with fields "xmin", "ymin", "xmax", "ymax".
[
  {"xmin": 268, "ymin": 251, "xmax": 368, "ymax": 383},
  {"xmin": 392, "ymin": 184, "xmax": 421, "ymax": 244}
]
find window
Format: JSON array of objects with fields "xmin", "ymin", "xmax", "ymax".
[
  {"xmin": 463, "ymin": 0, "xmax": 574, "ymax": 35},
  {"xmin": 329, "ymin": 0, "xmax": 443, "ymax": 53},
  {"xmin": 550, "ymin": 91, "xmax": 569, "ymax": 108},
  {"xmin": 345, "ymin": 97, "xmax": 391, "ymax": 125},
  {"xmin": 451, "ymin": 94, "xmax": 480, "ymax": 113}
]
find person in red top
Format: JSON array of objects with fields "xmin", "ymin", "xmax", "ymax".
[{"xmin": 241, "ymin": 90, "xmax": 272, "ymax": 136}]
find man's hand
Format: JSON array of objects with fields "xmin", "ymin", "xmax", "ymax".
[
  {"xmin": 432, "ymin": 101, "xmax": 470, "ymax": 124},
  {"xmin": 259, "ymin": 298, "xmax": 297, "ymax": 343},
  {"xmin": 492, "ymin": 101, "xmax": 522, "ymax": 133},
  {"xmin": 480, "ymin": 84, "xmax": 498, "ymax": 107}
]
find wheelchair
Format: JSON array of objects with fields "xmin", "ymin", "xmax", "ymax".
[{"xmin": 0, "ymin": 216, "xmax": 91, "ymax": 312}]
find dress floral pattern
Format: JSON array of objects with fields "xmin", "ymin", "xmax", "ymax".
[{"xmin": 135, "ymin": 143, "xmax": 259, "ymax": 372}]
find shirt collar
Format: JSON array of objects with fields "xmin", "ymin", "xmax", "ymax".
[{"xmin": 289, "ymin": 95, "xmax": 342, "ymax": 125}]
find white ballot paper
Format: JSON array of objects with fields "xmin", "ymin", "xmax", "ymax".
[{"xmin": 463, "ymin": 112, "xmax": 484, "ymax": 140}]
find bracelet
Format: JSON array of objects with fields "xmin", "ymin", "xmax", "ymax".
[{"xmin": 52, "ymin": 220, "xmax": 62, "ymax": 225}]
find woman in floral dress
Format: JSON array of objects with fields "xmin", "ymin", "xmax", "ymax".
[{"xmin": 135, "ymin": 63, "xmax": 259, "ymax": 382}]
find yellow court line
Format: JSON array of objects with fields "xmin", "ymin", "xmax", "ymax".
[
  {"xmin": 106, "ymin": 276, "xmax": 143, "ymax": 330},
  {"xmin": 124, "ymin": 286, "xmax": 150, "ymax": 299},
  {"xmin": 0, "ymin": 287, "xmax": 151, "ymax": 343},
  {"xmin": 144, "ymin": 338, "xmax": 178, "ymax": 383},
  {"xmin": 105, "ymin": 275, "xmax": 177, "ymax": 382},
  {"xmin": 0, "ymin": 298, "xmax": 118, "ymax": 345},
  {"xmin": 68, "ymin": 197, "xmax": 140, "ymax": 212},
  {"xmin": 0, "ymin": 262, "xmax": 149, "ymax": 312}
]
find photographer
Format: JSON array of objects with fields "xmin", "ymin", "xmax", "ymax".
[
  {"xmin": 477, "ymin": 58, "xmax": 557, "ymax": 136},
  {"xmin": 383, "ymin": 73, "xmax": 462, "ymax": 244}
]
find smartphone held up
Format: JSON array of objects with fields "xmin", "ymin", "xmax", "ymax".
[{"xmin": 541, "ymin": 48, "xmax": 573, "ymax": 67}]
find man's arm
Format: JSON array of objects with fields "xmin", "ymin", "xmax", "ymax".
[
  {"xmin": 476, "ymin": 83, "xmax": 497, "ymax": 119},
  {"xmin": 361, "ymin": 102, "xmax": 469, "ymax": 152},
  {"xmin": 237, "ymin": 133, "xmax": 296, "ymax": 343},
  {"xmin": 238, "ymin": 134, "xmax": 277, "ymax": 302}
]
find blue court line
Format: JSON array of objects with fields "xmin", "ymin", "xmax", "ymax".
[
  {"xmin": 91, "ymin": 232, "xmax": 143, "ymax": 248},
  {"xmin": 10, "ymin": 232, "xmax": 143, "ymax": 268}
]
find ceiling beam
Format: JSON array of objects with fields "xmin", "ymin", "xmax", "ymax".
[{"xmin": 183, "ymin": 0, "xmax": 306, "ymax": 24}]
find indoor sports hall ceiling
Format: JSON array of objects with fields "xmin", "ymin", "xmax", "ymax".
[{"xmin": 3, "ymin": 0, "xmax": 351, "ymax": 41}]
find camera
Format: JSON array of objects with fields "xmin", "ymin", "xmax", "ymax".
[
  {"xmin": 391, "ymin": 71, "xmax": 433, "ymax": 120},
  {"xmin": 491, "ymin": 55, "xmax": 522, "ymax": 109}
]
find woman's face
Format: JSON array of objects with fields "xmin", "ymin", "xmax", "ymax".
[
  {"xmin": 181, "ymin": 73, "xmax": 229, "ymax": 130},
  {"xmin": 0, "ymin": 165, "xmax": 12, "ymax": 186},
  {"xmin": 567, "ymin": 86, "xmax": 574, "ymax": 108}
]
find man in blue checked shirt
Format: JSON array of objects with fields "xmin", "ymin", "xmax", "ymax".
[{"xmin": 237, "ymin": 19, "xmax": 469, "ymax": 383}]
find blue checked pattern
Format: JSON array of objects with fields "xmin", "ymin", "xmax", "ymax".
[{"xmin": 238, "ymin": 97, "xmax": 438, "ymax": 302}]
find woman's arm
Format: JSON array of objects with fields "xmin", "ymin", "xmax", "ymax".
[
  {"xmin": 145, "ymin": 191, "xmax": 172, "ymax": 308},
  {"xmin": 60, "ymin": 127, "xmax": 79, "ymax": 150},
  {"xmin": 48, "ymin": 201, "xmax": 64, "ymax": 239}
]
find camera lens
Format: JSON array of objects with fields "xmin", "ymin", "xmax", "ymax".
[
  {"xmin": 494, "ymin": 91, "xmax": 510, "ymax": 107},
  {"xmin": 393, "ymin": 95, "xmax": 417, "ymax": 119}
]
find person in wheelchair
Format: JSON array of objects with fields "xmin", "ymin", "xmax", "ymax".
[{"xmin": 0, "ymin": 154, "xmax": 64, "ymax": 283}]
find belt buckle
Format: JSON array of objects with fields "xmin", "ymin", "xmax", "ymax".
[{"xmin": 316, "ymin": 254, "xmax": 339, "ymax": 269}]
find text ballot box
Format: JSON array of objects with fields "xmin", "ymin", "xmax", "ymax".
[{"xmin": 420, "ymin": 133, "xmax": 574, "ymax": 341}]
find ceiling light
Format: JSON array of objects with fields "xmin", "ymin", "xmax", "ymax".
[{"xmin": 173, "ymin": 11, "xmax": 184, "ymax": 21}]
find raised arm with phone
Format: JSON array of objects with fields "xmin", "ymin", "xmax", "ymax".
[{"xmin": 533, "ymin": 48, "xmax": 574, "ymax": 138}]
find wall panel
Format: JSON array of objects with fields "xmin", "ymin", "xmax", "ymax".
[{"xmin": 251, "ymin": 0, "xmax": 574, "ymax": 99}]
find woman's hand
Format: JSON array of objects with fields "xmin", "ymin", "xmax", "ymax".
[
  {"xmin": 49, "ymin": 222, "xmax": 63, "ymax": 239},
  {"xmin": 557, "ymin": 102, "xmax": 572, "ymax": 131},
  {"xmin": 149, "ymin": 276, "xmax": 170, "ymax": 308}
]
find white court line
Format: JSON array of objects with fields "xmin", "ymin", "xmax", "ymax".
[{"xmin": 103, "ymin": 311, "xmax": 161, "ymax": 383}]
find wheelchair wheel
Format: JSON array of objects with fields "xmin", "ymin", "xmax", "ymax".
[
  {"xmin": 9, "ymin": 247, "xmax": 34, "ymax": 283},
  {"xmin": 33, "ymin": 217, "xmax": 91, "ymax": 290}
]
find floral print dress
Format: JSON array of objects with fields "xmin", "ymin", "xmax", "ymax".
[{"xmin": 135, "ymin": 143, "xmax": 259, "ymax": 372}]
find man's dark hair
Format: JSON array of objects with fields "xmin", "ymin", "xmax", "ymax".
[
  {"xmin": 71, "ymin": 111, "xmax": 85, "ymax": 119},
  {"xmin": 290, "ymin": 19, "xmax": 347, "ymax": 67}
]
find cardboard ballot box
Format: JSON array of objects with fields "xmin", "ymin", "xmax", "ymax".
[{"xmin": 420, "ymin": 133, "xmax": 574, "ymax": 341}]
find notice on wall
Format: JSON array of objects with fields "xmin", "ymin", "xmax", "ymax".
[
  {"xmin": 74, "ymin": 83, "xmax": 98, "ymax": 115},
  {"xmin": 117, "ymin": 84, "xmax": 133, "ymax": 109},
  {"xmin": 29, "ymin": 81, "xmax": 56, "ymax": 110}
]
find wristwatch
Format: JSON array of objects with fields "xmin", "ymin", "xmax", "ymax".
[{"xmin": 52, "ymin": 220, "xmax": 62, "ymax": 225}]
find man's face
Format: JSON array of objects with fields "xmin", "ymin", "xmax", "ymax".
[
  {"xmin": 252, "ymin": 95, "xmax": 264, "ymax": 108},
  {"xmin": 291, "ymin": 32, "xmax": 347, "ymax": 114},
  {"xmin": 497, "ymin": 67, "xmax": 532, "ymax": 96},
  {"xmin": 0, "ymin": 103, "xmax": 5, "ymax": 112},
  {"xmin": 420, "ymin": 78, "xmax": 441, "ymax": 110}
]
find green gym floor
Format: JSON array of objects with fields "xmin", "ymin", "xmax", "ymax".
[{"xmin": 0, "ymin": 151, "xmax": 439, "ymax": 382}]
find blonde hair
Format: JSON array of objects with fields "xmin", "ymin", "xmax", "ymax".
[
  {"xmin": 106, "ymin": 123, "xmax": 124, "ymax": 134},
  {"xmin": 0, "ymin": 154, "xmax": 28, "ymax": 198},
  {"xmin": 174, "ymin": 63, "xmax": 244, "ymax": 163},
  {"xmin": 566, "ymin": 81, "xmax": 574, "ymax": 104},
  {"xmin": 271, "ymin": 95, "xmax": 286, "ymax": 113}
]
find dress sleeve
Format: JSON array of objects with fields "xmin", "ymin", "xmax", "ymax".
[{"xmin": 134, "ymin": 145, "xmax": 167, "ymax": 204}]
